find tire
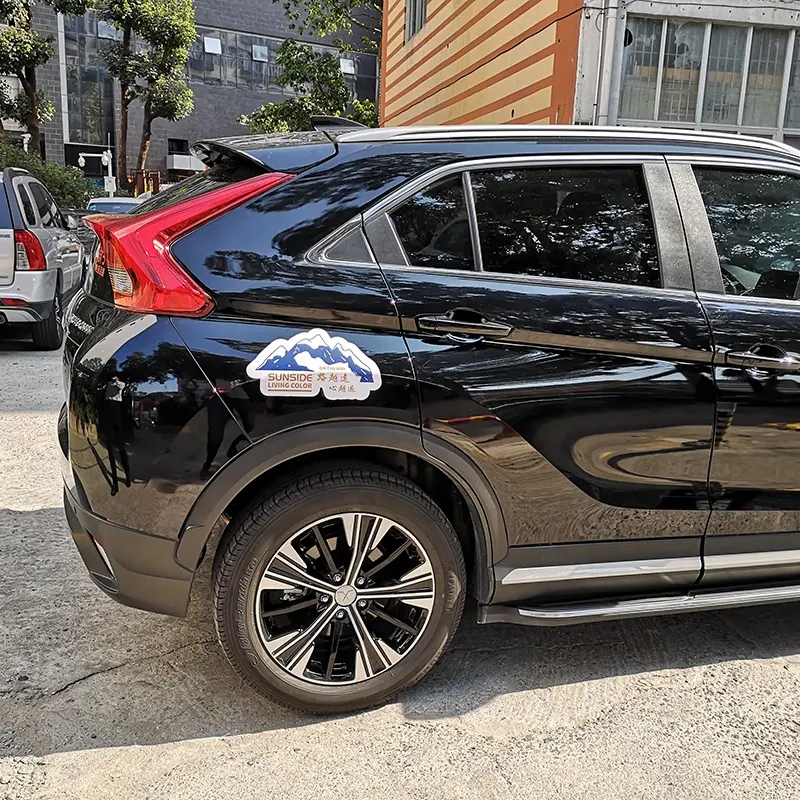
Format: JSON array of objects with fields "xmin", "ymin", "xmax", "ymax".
[
  {"xmin": 213, "ymin": 467, "xmax": 466, "ymax": 714},
  {"xmin": 31, "ymin": 285, "xmax": 63, "ymax": 350}
]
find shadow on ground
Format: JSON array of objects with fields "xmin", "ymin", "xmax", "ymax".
[{"xmin": 3, "ymin": 506, "xmax": 800, "ymax": 757}]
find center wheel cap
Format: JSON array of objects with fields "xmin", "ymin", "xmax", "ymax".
[{"xmin": 334, "ymin": 585, "xmax": 357, "ymax": 606}]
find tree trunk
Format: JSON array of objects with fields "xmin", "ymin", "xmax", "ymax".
[
  {"xmin": 20, "ymin": 66, "xmax": 40, "ymax": 153},
  {"xmin": 136, "ymin": 99, "xmax": 152, "ymax": 173},
  {"xmin": 117, "ymin": 26, "xmax": 132, "ymax": 189}
]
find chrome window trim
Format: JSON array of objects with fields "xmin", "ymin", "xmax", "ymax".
[
  {"xmin": 305, "ymin": 216, "xmax": 377, "ymax": 268},
  {"xmin": 499, "ymin": 557, "xmax": 700, "ymax": 586},
  {"xmin": 366, "ymin": 154, "xmax": 667, "ymax": 221},
  {"xmin": 370, "ymin": 154, "xmax": 687, "ymax": 292},
  {"xmin": 378, "ymin": 261, "xmax": 699, "ymax": 301}
]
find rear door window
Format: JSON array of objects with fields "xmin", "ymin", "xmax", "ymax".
[
  {"xmin": 16, "ymin": 182, "xmax": 38, "ymax": 227},
  {"xmin": 29, "ymin": 182, "xmax": 60, "ymax": 228},
  {"xmin": 389, "ymin": 175, "xmax": 475, "ymax": 271},
  {"xmin": 470, "ymin": 166, "xmax": 662, "ymax": 287},
  {"xmin": 0, "ymin": 183, "xmax": 13, "ymax": 229}
]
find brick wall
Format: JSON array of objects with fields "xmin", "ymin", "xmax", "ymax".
[{"xmin": 31, "ymin": 4, "xmax": 65, "ymax": 164}]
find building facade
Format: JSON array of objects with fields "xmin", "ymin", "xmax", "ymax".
[
  {"xmin": 3, "ymin": 0, "xmax": 377, "ymax": 181},
  {"xmin": 381, "ymin": 0, "xmax": 800, "ymax": 145},
  {"xmin": 381, "ymin": 0, "xmax": 583, "ymax": 126}
]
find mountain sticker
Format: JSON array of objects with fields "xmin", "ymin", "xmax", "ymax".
[{"xmin": 246, "ymin": 329, "xmax": 383, "ymax": 401}]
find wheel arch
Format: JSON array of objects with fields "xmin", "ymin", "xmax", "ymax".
[{"xmin": 176, "ymin": 420, "xmax": 507, "ymax": 603}]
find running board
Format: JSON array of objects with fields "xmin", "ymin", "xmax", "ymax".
[{"xmin": 478, "ymin": 584, "xmax": 800, "ymax": 627}]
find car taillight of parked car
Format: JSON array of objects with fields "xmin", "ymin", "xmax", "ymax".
[
  {"xmin": 14, "ymin": 230, "xmax": 46, "ymax": 270},
  {"xmin": 84, "ymin": 171, "xmax": 294, "ymax": 318}
]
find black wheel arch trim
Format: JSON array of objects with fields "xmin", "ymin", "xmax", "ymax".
[{"xmin": 175, "ymin": 419, "xmax": 507, "ymax": 602}]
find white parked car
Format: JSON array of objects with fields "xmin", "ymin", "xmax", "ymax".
[{"xmin": 0, "ymin": 168, "xmax": 84, "ymax": 349}]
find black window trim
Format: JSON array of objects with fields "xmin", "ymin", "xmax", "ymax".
[
  {"xmin": 667, "ymin": 154, "xmax": 800, "ymax": 302},
  {"xmin": 362, "ymin": 154, "xmax": 694, "ymax": 294}
]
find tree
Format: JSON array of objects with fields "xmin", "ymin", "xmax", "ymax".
[
  {"xmin": 239, "ymin": 40, "xmax": 377, "ymax": 134},
  {"xmin": 97, "ymin": 0, "xmax": 194, "ymax": 181},
  {"xmin": 0, "ymin": 139, "xmax": 96, "ymax": 206},
  {"xmin": 272, "ymin": 0, "xmax": 382, "ymax": 53},
  {"xmin": 0, "ymin": 0, "xmax": 87, "ymax": 148}
]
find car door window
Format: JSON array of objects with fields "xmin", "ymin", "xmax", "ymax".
[
  {"xmin": 471, "ymin": 166, "xmax": 661, "ymax": 287},
  {"xmin": 694, "ymin": 168, "xmax": 800, "ymax": 300},
  {"xmin": 16, "ymin": 183, "xmax": 38, "ymax": 227},
  {"xmin": 29, "ymin": 182, "xmax": 60, "ymax": 228},
  {"xmin": 389, "ymin": 175, "xmax": 475, "ymax": 271}
]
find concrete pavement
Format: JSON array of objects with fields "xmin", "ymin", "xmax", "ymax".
[{"xmin": 2, "ymin": 340, "xmax": 800, "ymax": 800}]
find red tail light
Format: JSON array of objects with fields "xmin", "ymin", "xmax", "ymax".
[
  {"xmin": 14, "ymin": 230, "xmax": 46, "ymax": 271},
  {"xmin": 85, "ymin": 171, "xmax": 294, "ymax": 317}
]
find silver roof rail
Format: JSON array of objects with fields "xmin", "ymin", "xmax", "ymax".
[{"xmin": 336, "ymin": 125, "xmax": 798, "ymax": 160}]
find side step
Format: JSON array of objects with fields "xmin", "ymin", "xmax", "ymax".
[{"xmin": 478, "ymin": 584, "xmax": 800, "ymax": 627}]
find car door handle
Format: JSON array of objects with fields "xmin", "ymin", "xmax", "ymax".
[
  {"xmin": 725, "ymin": 350, "xmax": 800, "ymax": 372},
  {"xmin": 416, "ymin": 314, "xmax": 513, "ymax": 339}
]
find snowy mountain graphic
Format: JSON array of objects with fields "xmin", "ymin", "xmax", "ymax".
[
  {"xmin": 253, "ymin": 336, "xmax": 374, "ymax": 382},
  {"xmin": 246, "ymin": 329, "xmax": 382, "ymax": 401}
]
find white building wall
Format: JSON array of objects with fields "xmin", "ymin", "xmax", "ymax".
[{"xmin": 575, "ymin": 0, "xmax": 800, "ymax": 137}]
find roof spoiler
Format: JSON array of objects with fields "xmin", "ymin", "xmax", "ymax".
[{"xmin": 310, "ymin": 115, "xmax": 368, "ymax": 133}]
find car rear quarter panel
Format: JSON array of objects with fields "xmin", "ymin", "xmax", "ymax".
[{"xmin": 64, "ymin": 293, "xmax": 234, "ymax": 537}]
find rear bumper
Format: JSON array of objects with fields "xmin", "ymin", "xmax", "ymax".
[
  {"xmin": 0, "ymin": 270, "xmax": 57, "ymax": 323},
  {"xmin": 62, "ymin": 485, "xmax": 195, "ymax": 617}
]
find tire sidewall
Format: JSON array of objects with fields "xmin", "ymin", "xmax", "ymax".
[{"xmin": 218, "ymin": 480, "xmax": 464, "ymax": 711}]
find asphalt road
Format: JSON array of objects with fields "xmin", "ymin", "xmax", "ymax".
[{"xmin": 2, "ymin": 337, "xmax": 800, "ymax": 800}]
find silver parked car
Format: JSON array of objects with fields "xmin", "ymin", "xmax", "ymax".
[{"xmin": 0, "ymin": 168, "xmax": 84, "ymax": 349}]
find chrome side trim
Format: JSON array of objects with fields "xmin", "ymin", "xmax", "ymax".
[
  {"xmin": 499, "ymin": 557, "xmax": 700, "ymax": 585},
  {"xmin": 705, "ymin": 550, "xmax": 800, "ymax": 571},
  {"xmin": 479, "ymin": 584, "xmax": 800, "ymax": 627}
]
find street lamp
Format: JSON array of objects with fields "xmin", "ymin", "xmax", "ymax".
[{"xmin": 78, "ymin": 149, "xmax": 116, "ymax": 197}]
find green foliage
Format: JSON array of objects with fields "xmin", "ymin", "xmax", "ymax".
[
  {"xmin": 147, "ymin": 73, "xmax": 193, "ymax": 121},
  {"xmin": 0, "ymin": 140, "xmax": 96, "ymax": 207},
  {"xmin": 0, "ymin": 25, "xmax": 53, "ymax": 75},
  {"xmin": 239, "ymin": 40, "xmax": 377, "ymax": 134},
  {"xmin": 350, "ymin": 97, "xmax": 377, "ymax": 128},
  {"xmin": 273, "ymin": 0, "xmax": 382, "ymax": 52},
  {"xmin": 0, "ymin": 81, "xmax": 54, "ymax": 128}
]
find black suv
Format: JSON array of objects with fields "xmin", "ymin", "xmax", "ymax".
[{"xmin": 61, "ymin": 125, "xmax": 800, "ymax": 713}]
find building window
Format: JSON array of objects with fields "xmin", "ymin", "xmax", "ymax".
[
  {"xmin": 619, "ymin": 17, "xmax": 800, "ymax": 140},
  {"xmin": 186, "ymin": 27, "xmax": 377, "ymax": 101},
  {"xmin": 168, "ymin": 138, "xmax": 190, "ymax": 155},
  {"xmin": 405, "ymin": 0, "xmax": 427, "ymax": 41},
  {"xmin": 64, "ymin": 13, "xmax": 116, "ymax": 147}
]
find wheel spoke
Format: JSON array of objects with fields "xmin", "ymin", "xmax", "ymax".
[
  {"xmin": 262, "ymin": 552, "xmax": 336, "ymax": 595},
  {"xmin": 370, "ymin": 605, "xmax": 421, "ymax": 636},
  {"xmin": 260, "ymin": 597, "xmax": 318, "ymax": 618},
  {"xmin": 363, "ymin": 540, "xmax": 411, "ymax": 580},
  {"xmin": 343, "ymin": 514, "xmax": 394, "ymax": 584},
  {"xmin": 266, "ymin": 604, "xmax": 338, "ymax": 676},
  {"xmin": 313, "ymin": 526, "xmax": 339, "ymax": 576},
  {"xmin": 324, "ymin": 619, "xmax": 344, "ymax": 681},
  {"xmin": 359, "ymin": 563, "xmax": 435, "ymax": 608},
  {"xmin": 347, "ymin": 607, "xmax": 399, "ymax": 678}
]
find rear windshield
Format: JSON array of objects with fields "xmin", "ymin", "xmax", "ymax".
[
  {"xmin": 133, "ymin": 156, "xmax": 264, "ymax": 215},
  {"xmin": 87, "ymin": 200, "xmax": 138, "ymax": 214},
  {"xmin": 0, "ymin": 183, "xmax": 13, "ymax": 228}
]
